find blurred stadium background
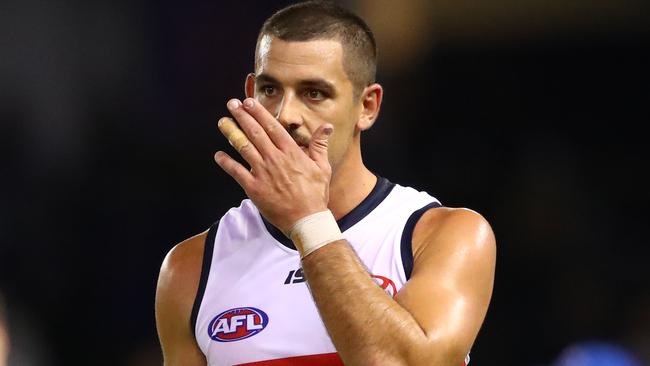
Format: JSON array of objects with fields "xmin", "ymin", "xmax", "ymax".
[{"xmin": 1, "ymin": 0, "xmax": 648, "ymax": 365}]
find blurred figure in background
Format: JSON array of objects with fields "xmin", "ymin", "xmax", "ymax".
[
  {"xmin": 552, "ymin": 341, "xmax": 642, "ymax": 366},
  {"xmin": 0, "ymin": 293, "xmax": 9, "ymax": 366}
]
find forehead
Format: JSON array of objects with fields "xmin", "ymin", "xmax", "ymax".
[{"xmin": 255, "ymin": 35, "xmax": 351, "ymax": 86}]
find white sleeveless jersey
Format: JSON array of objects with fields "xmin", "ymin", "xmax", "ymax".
[{"xmin": 192, "ymin": 177, "xmax": 470, "ymax": 366}]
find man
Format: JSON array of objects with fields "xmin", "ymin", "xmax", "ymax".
[{"xmin": 156, "ymin": 1, "xmax": 495, "ymax": 365}]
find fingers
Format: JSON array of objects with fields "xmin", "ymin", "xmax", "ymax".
[
  {"xmin": 217, "ymin": 117, "xmax": 263, "ymax": 166},
  {"xmin": 214, "ymin": 151, "xmax": 254, "ymax": 188},
  {"xmin": 218, "ymin": 117, "xmax": 249, "ymax": 151},
  {"xmin": 309, "ymin": 123, "xmax": 333, "ymax": 172},
  {"xmin": 227, "ymin": 98, "xmax": 289, "ymax": 156},
  {"xmin": 233, "ymin": 98, "xmax": 296, "ymax": 151}
]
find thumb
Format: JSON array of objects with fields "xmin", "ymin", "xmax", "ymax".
[{"xmin": 309, "ymin": 123, "xmax": 333, "ymax": 170}]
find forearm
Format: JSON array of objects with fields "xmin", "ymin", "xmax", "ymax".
[
  {"xmin": 301, "ymin": 240, "xmax": 430, "ymax": 366},
  {"xmin": 215, "ymin": 97, "xmax": 483, "ymax": 364}
]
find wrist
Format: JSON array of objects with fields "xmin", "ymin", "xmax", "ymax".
[{"xmin": 286, "ymin": 210, "xmax": 342, "ymax": 258}]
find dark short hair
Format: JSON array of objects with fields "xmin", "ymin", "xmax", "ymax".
[{"xmin": 256, "ymin": 1, "xmax": 377, "ymax": 99}]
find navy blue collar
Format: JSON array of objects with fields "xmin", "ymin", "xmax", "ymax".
[{"xmin": 261, "ymin": 176, "xmax": 396, "ymax": 250}]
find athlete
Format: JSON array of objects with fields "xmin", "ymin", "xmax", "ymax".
[{"xmin": 156, "ymin": 2, "xmax": 496, "ymax": 365}]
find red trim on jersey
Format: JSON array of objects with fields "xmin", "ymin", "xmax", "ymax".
[
  {"xmin": 236, "ymin": 353, "xmax": 344, "ymax": 366},
  {"xmin": 236, "ymin": 352, "xmax": 468, "ymax": 365}
]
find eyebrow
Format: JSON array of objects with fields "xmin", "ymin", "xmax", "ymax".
[{"xmin": 256, "ymin": 73, "xmax": 337, "ymax": 96}]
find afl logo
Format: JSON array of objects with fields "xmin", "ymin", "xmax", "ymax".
[
  {"xmin": 372, "ymin": 275, "xmax": 397, "ymax": 298},
  {"xmin": 208, "ymin": 307, "xmax": 269, "ymax": 342}
]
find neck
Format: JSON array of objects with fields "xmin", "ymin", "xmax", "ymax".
[{"xmin": 327, "ymin": 139, "xmax": 377, "ymax": 220}]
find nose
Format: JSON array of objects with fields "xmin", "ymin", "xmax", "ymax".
[{"xmin": 275, "ymin": 93, "xmax": 303, "ymax": 130}]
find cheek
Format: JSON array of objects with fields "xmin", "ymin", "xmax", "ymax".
[
  {"xmin": 326, "ymin": 102, "xmax": 358, "ymax": 130},
  {"xmin": 256, "ymin": 96, "xmax": 279, "ymax": 116},
  {"xmin": 328, "ymin": 129, "xmax": 353, "ymax": 157}
]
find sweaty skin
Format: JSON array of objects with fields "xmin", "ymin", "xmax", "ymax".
[
  {"xmin": 216, "ymin": 97, "xmax": 495, "ymax": 365},
  {"xmin": 156, "ymin": 36, "xmax": 495, "ymax": 366}
]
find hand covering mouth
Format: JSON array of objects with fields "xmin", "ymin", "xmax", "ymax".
[{"xmin": 289, "ymin": 130, "xmax": 311, "ymax": 148}]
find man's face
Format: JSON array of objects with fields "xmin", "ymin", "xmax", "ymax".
[{"xmin": 249, "ymin": 35, "xmax": 362, "ymax": 171}]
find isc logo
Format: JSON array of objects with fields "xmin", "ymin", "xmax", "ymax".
[
  {"xmin": 371, "ymin": 275, "xmax": 397, "ymax": 298},
  {"xmin": 208, "ymin": 307, "xmax": 269, "ymax": 342}
]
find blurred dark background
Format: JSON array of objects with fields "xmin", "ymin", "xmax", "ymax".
[{"xmin": 1, "ymin": 0, "xmax": 649, "ymax": 365}]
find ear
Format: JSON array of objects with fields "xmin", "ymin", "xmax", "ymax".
[
  {"xmin": 356, "ymin": 83, "xmax": 383, "ymax": 131},
  {"xmin": 245, "ymin": 73, "xmax": 256, "ymax": 98}
]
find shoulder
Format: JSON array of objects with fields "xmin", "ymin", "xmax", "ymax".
[
  {"xmin": 155, "ymin": 230, "xmax": 210, "ymax": 363},
  {"xmin": 158, "ymin": 231, "xmax": 208, "ymax": 295},
  {"xmin": 395, "ymin": 207, "xmax": 495, "ymax": 361},
  {"xmin": 156, "ymin": 231, "xmax": 207, "ymax": 365},
  {"xmin": 411, "ymin": 207, "xmax": 496, "ymax": 264},
  {"xmin": 156, "ymin": 230, "xmax": 208, "ymax": 334}
]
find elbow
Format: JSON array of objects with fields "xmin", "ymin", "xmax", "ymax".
[
  {"xmin": 357, "ymin": 343, "xmax": 467, "ymax": 366},
  {"xmin": 340, "ymin": 331, "xmax": 468, "ymax": 366},
  {"xmin": 345, "ymin": 348, "xmax": 465, "ymax": 366},
  {"xmin": 402, "ymin": 339, "xmax": 469, "ymax": 366}
]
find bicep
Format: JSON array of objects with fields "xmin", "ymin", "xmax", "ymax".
[
  {"xmin": 394, "ymin": 209, "xmax": 496, "ymax": 359},
  {"xmin": 155, "ymin": 234, "xmax": 208, "ymax": 366},
  {"xmin": 155, "ymin": 287, "xmax": 206, "ymax": 366}
]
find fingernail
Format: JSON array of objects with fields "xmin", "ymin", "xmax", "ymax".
[
  {"xmin": 227, "ymin": 99, "xmax": 241, "ymax": 109},
  {"xmin": 323, "ymin": 126, "xmax": 333, "ymax": 136},
  {"xmin": 244, "ymin": 98, "xmax": 255, "ymax": 109}
]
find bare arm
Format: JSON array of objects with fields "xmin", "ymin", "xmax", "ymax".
[
  {"xmin": 301, "ymin": 208, "xmax": 496, "ymax": 365},
  {"xmin": 155, "ymin": 232, "xmax": 208, "ymax": 366},
  {"xmin": 215, "ymin": 97, "xmax": 496, "ymax": 365}
]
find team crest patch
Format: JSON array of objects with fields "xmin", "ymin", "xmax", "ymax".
[
  {"xmin": 371, "ymin": 275, "xmax": 397, "ymax": 297},
  {"xmin": 208, "ymin": 307, "xmax": 269, "ymax": 342}
]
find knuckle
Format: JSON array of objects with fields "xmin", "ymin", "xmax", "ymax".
[
  {"xmin": 266, "ymin": 123, "xmax": 277, "ymax": 134},
  {"xmin": 250, "ymin": 127, "xmax": 264, "ymax": 138},
  {"xmin": 246, "ymin": 184, "xmax": 261, "ymax": 196},
  {"xmin": 265, "ymin": 151, "xmax": 283, "ymax": 165},
  {"xmin": 238, "ymin": 143, "xmax": 252, "ymax": 153}
]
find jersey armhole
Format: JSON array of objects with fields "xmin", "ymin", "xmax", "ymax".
[
  {"xmin": 400, "ymin": 202, "xmax": 442, "ymax": 280},
  {"xmin": 190, "ymin": 220, "xmax": 219, "ymax": 337}
]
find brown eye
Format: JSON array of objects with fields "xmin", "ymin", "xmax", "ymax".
[
  {"xmin": 306, "ymin": 89, "xmax": 324, "ymax": 100},
  {"xmin": 262, "ymin": 86, "xmax": 276, "ymax": 97}
]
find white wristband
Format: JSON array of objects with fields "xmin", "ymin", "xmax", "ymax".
[{"xmin": 287, "ymin": 210, "xmax": 343, "ymax": 258}]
